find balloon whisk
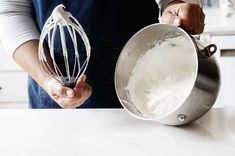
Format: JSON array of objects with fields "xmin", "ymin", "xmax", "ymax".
[{"xmin": 38, "ymin": 4, "xmax": 91, "ymax": 88}]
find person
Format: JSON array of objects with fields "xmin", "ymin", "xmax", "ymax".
[{"xmin": 0, "ymin": 0, "xmax": 205, "ymax": 109}]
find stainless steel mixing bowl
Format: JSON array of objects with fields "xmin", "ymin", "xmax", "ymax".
[{"xmin": 115, "ymin": 24, "xmax": 220, "ymax": 125}]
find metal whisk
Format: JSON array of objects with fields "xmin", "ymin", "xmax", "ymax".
[{"xmin": 38, "ymin": 4, "xmax": 91, "ymax": 88}]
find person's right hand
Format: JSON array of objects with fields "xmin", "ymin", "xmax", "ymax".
[
  {"xmin": 42, "ymin": 74, "xmax": 92, "ymax": 109},
  {"xmin": 161, "ymin": 1, "xmax": 205, "ymax": 34}
]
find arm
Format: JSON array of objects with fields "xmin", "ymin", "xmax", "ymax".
[
  {"xmin": 156, "ymin": 0, "xmax": 202, "ymax": 12},
  {"xmin": 0, "ymin": 0, "xmax": 39, "ymax": 56},
  {"xmin": 0, "ymin": 1, "xmax": 43, "ymax": 85},
  {"xmin": 156, "ymin": 0, "xmax": 205, "ymax": 34},
  {"xmin": 0, "ymin": 0, "xmax": 91, "ymax": 108}
]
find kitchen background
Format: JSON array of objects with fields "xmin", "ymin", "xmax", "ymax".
[{"xmin": 0, "ymin": 0, "xmax": 235, "ymax": 109}]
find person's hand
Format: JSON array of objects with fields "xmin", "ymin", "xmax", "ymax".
[
  {"xmin": 43, "ymin": 74, "xmax": 92, "ymax": 109},
  {"xmin": 161, "ymin": 1, "xmax": 205, "ymax": 34}
]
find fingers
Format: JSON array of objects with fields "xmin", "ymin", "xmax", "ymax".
[
  {"xmin": 199, "ymin": 9, "xmax": 205, "ymax": 33},
  {"xmin": 74, "ymin": 75, "xmax": 92, "ymax": 100},
  {"xmin": 177, "ymin": 4, "xmax": 194, "ymax": 33},
  {"xmin": 53, "ymin": 82, "xmax": 74, "ymax": 98},
  {"xmin": 74, "ymin": 75, "xmax": 87, "ymax": 96},
  {"xmin": 60, "ymin": 77, "xmax": 92, "ymax": 109},
  {"xmin": 162, "ymin": 2, "xmax": 205, "ymax": 34},
  {"xmin": 161, "ymin": 4, "xmax": 182, "ymax": 27},
  {"xmin": 43, "ymin": 77, "xmax": 74, "ymax": 98},
  {"xmin": 53, "ymin": 74, "xmax": 87, "ymax": 98},
  {"xmin": 77, "ymin": 82, "xmax": 92, "ymax": 104},
  {"xmin": 43, "ymin": 75, "xmax": 92, "ymax": 109},
  {"xmin": 162, "ymin": 12, "xmax": 181, "ymax": 26},
  {"xmin": 178, "ymin": 3, "xmax": 205, "ymax": 34},
  {"xmin": 62, "ymin": 82, "xmax": 92, "ymax": 109}
]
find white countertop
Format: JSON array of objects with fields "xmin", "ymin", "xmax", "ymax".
[{"xmin": 0, "ymin": 108, "xmax": 234, "ymax": 156}]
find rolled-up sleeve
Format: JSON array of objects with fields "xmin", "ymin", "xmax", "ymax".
[
  {"xmin": 156, "ymin": 0, "xmax": 202, "ymax": 12},
  {"xmin": 0, "ymin": 0, "xmax": 39, "ymax": 58}
]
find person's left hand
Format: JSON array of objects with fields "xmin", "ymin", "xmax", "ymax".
[
  {"xmin": 43, "ymin": 74, "xmax": 92, "ymax": 109},
  {"xmin": 161, "ymin": 1, "xmax": 205, "ymax": 34}
]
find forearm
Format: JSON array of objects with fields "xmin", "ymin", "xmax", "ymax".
[
  {"xmin": 0, "ymin": 1, "xmax": 45, "ymax": 86},
  {"xmin": 13, "ymin": 40, "xmax": 47, "ymax": 88}
]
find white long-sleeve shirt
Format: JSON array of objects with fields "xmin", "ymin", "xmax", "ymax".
[{"xmin": 0, "ymin": 0, "xmax": 202, "ymax": 58}]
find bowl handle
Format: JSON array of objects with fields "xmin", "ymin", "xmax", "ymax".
[{"xmin": 190, "ymin": 36, "xmax": 217, "ymax": 58}]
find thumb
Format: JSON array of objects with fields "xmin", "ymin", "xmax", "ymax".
[
  {"xmin": 162, "ymin": 13, "xmax": 181, "ymax": 26},
  {"xmin": 53, "ymin": 82, "xmax": 75, "ymax": 98},
  {"xmin": 172, "ymin": 16, "xmax": 181, "ymax": 26},
  {"xmin": 74, "ymin": 75, "xmax": 86, "ymax": 93}
]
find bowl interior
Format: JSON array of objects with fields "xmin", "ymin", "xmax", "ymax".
[{"xmin": 115, "ymin": 24, "xmax": 197, "ymax": 120}]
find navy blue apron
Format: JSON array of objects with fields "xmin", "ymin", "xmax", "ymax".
[{"xmin": 29, "ymin": 0, "xmax": 159, "ymax": 108}]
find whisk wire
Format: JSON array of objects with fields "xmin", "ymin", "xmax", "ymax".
[
  {"xmin": 39, "ymin": 4, "xmax": 91, "ymax": 87},
  {"xmin": 59, "ymin": 24, "xmax": 71, "ymax": 83}
]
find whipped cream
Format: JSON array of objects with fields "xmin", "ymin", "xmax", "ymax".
[{"xmin": 125, "ymin": 35, "xmax": 197, "ymax": 118}]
